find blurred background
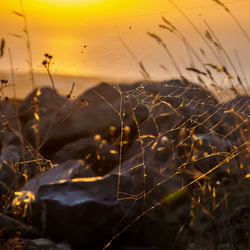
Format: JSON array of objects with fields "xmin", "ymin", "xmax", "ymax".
[{"xmin": 0, "ymin": 0, "xmax": 249, "ymax": 98}]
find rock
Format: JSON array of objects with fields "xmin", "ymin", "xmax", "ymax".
[
  {"xmin": 0, "ymin": 143, "xmax": 50, "ymax": 185},
  {"xmin": 0, "ymin": 161, "xmax": 15, "ymax": 188},
  {"xmin": 18, "ymin": 87, "xmax": 65, "ymax": 123},
  {"xmin": 222, "ymin": 95, "xmax": 250, "ymax": 115},
  {"xmin": 121, "ymin": 80, "xmax": 223, "ymax": 165},
  {"xmin": 0, "ymin": 213, "xmax": 39, "ymax": 239},
  {"xmin": 218, "ymin": 95, "xmax": 249, "ymax": 143},
  {"xmin": 29, "ymin": 170, "xmax": 188, "ymax": 249},
  {"xmin": 0, "ymin": 145, "xmax": 36, "ymax": 190},
  {"xmin": 11, "ymin": 160, "xmax": 96, "ymax": 221},
  {"xmin": 1, "ymin": 79, "xmax": 249, "ymax": 249},
  {"xmin": 31, "ymin": 174, "xmax": 135, "ymax": 249},
  {"xmin": 20, "ymin": 160, "xmax": 96, "ymax": 194},
  {"xmin": 1, "ymin": 144, "xmax": 22, "ymax": 163},
  {"xmin": 0, "ymin": 99, "xmax": 22, "ymax": 146},
  {"xmin": 182, "ymin": 133, "xmax": 246, "ymax": 180},
  {"xmin": 2, "ymin": 237, "xmax": 72, "ymax": 250},
  {"xmin": 55, "ymin": 242, "xmax": 72, "ymax": 250},
  {"xmin": 121, "ymin": 246, "xmax": 161, "ymax": 250},
  {"xmin": 18, "ymin": 87, "xmax": 72, "ymax": 157},
  {"xmin": 18, "ymin": 80, "xmax": 221, "ymax": 161},
  {"xmin": 19, "ymin": 84, "xmax": 148, "ymax": 159},
  {"xmin": 0, "ymin": 180, "xmax": 9, "ymax": 197},
  {"xmin": 53, "ymin": 136, "xmax": 119, "ymax": 175},
  {"xmin": 22, "ymin": 238, "xmax": 72, "ymax": 250},
  {"xmin": 143, "ymin": 79, "xmax": 218, "ymax": 105}
]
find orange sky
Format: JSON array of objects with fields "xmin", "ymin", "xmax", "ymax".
[{"xmin": 0, "ymin": 0, "xmax": 250, "ymax": 82}]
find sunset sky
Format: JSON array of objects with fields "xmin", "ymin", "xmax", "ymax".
[{"xmin": 0, "ymin": 0, "xmax": 250, "ymax": 84}]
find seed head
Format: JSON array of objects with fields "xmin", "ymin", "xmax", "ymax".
[
  {"xmin": 109, "ymin": 126, "xmax": 116, "ymax": 135},
  {"xmin": 124, "ymin": 126, "xmax": 131, "ymax": 136},
  {"xmin": 94, "ymin": 134, "xmax": 101, "ymax": 142}
]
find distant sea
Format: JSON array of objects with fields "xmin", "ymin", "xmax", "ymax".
[{"xmin": 0, "ymin": 71, "xmax": 248, "ymax": 101}]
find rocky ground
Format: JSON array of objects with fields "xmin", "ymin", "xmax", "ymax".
[{"xmin": 0, "ymin": 79, "xmax": 249, "ymax": 249}]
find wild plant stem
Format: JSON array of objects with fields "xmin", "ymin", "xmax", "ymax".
[
  {"xmin": 203, "ymin": 19, "xmax": 245, "ymax": 93},
  {"xmin": 8, "ymin": 48, "xmax": 26, "ymax": 160},
  {"xmin": 167, "ymin": 0, "xmax": 224, "ymax": 67},
  {"xmin": 45, "ymin": 66, "xmax": 56, "ymax": 93},
  {"xmin": 20, "ymin": 0, "xmax": 35, "ymax": 91}
]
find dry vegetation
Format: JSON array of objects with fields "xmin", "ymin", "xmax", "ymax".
[{"xmin": 0, "ymin": 0, "xmax": 249, "ymax": 249}]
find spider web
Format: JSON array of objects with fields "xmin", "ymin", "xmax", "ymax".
[{"xmin": 98, "ymin": 79, "xmax": 249, "ymax": 248}]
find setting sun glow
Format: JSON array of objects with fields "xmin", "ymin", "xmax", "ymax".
[
  {"xmin": 0, "ymin": 0, "xmax": 249, "ymax": 85},
  {"xmin": 40, "ymin": 0, "xmax": 107, "ymax": 6}
]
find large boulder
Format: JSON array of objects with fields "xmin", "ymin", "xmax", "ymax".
[
  {"xmin": 30, "ymin": 171, "xmax": 187, "ymax": 249},
  {"xmin": 19, "ymin": 84, "xmax": 148, "ymax": 159},
  {"xmin": 11, "ymin": 160, "xmax": 96, "ymax": 224},
  {"xmin": 31, "ymin": 174, "xmax": 135, "ymax": 249}
]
